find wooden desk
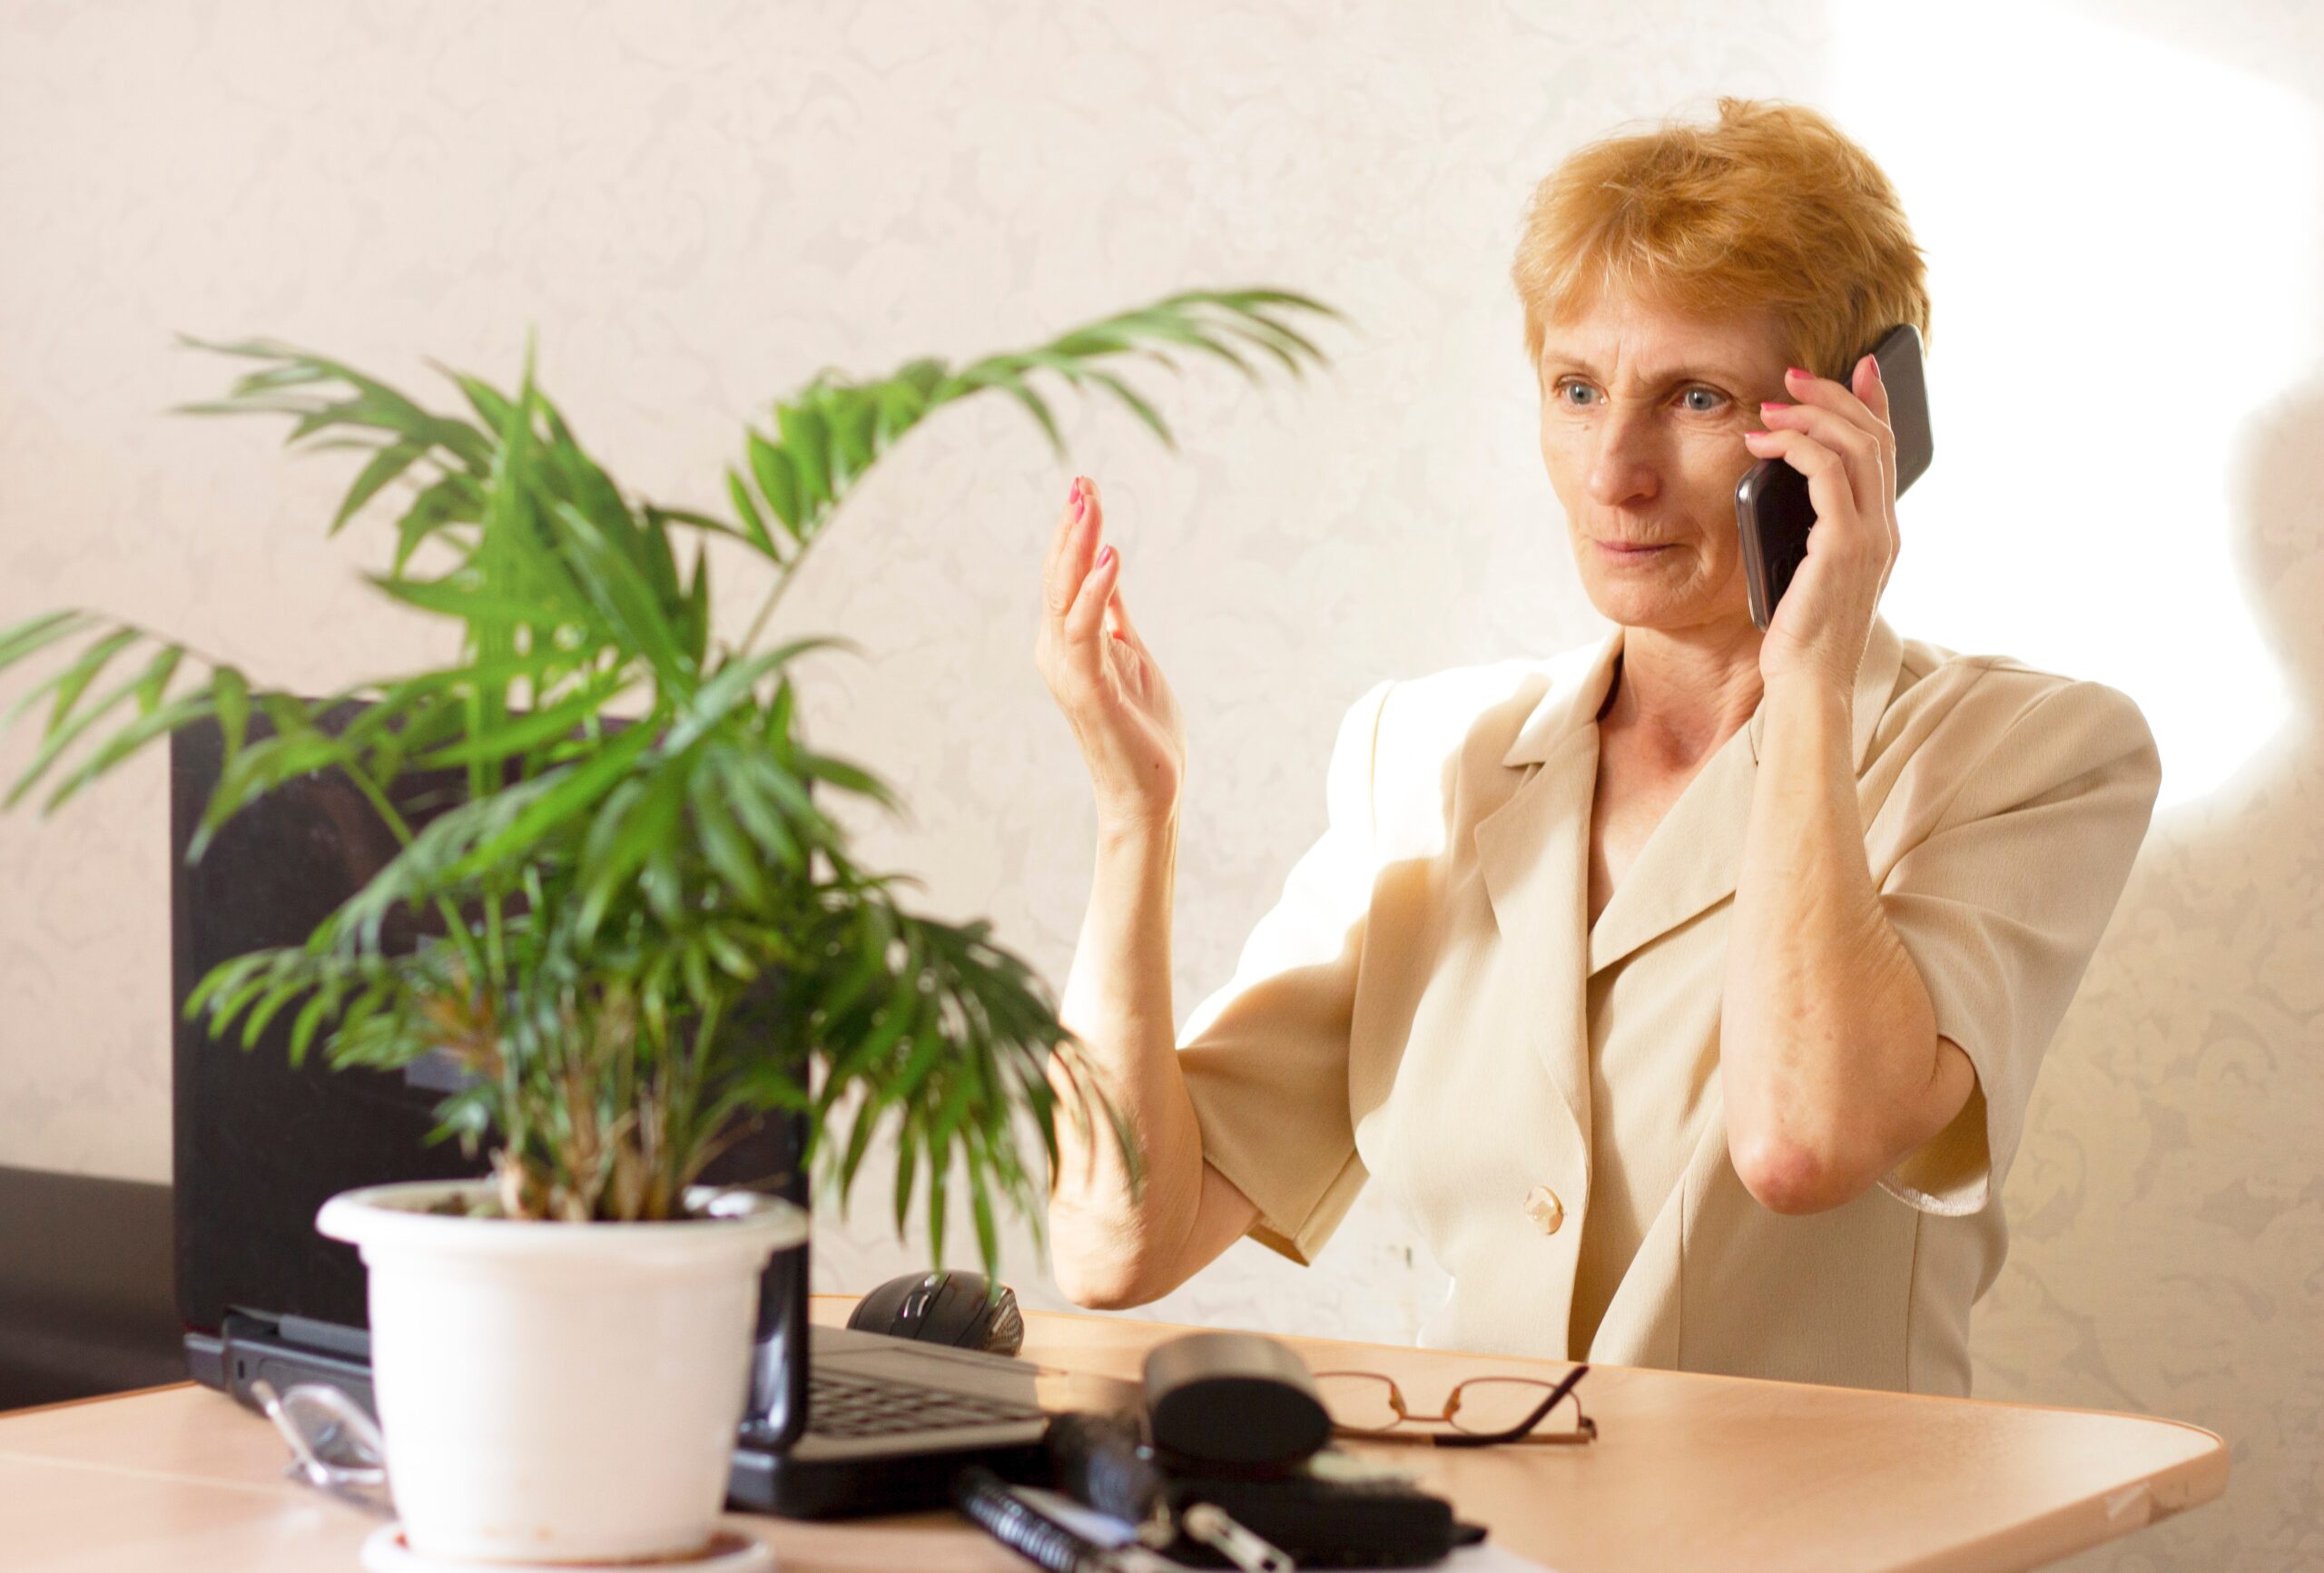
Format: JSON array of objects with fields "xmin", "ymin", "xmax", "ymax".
[{"xmin": 0, "ymin": 1296, "xmax": 2224, "ymax": 1572}]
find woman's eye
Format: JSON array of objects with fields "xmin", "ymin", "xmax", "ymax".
[{"xmin": 1554, "ymin": 380, "xmax": 1724, "ymax": 413}]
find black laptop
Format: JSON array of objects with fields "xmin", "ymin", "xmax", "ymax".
[{"xmin": 169, "ymin": 705, "xmax": 1068, "ymax": 1519}]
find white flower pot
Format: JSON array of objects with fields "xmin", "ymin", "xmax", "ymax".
[{"xmin": 317, "ymin": 1179, "xmax": 807, "ymax": 1565}]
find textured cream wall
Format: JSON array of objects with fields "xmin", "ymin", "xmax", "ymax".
[{"xmin": 1, "ymin": 3, "xmax": 2316, "ymax": 1567}]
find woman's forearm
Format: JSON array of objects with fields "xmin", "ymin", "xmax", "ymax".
[
  {"xmin": 1045, "ymin": 811, "xmax": 1215, "ymax": 1307},
  {"xmin": 1722, "ymin": 675, "xmax": 1938, "ymax": 1209}
]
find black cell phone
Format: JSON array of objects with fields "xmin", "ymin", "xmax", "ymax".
[{"xmin": 1735, "ymin": 321, "xmax": 1934, "ymax": 629}]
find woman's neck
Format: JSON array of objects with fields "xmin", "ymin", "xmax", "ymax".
[{"xmin": 1600, "ymin": 621, "xmax": 1766, "ymax": 768}]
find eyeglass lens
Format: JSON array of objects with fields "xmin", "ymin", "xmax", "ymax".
[{"xmin": 1448, "ymin": 1376, "xmax": 1582, "ymax": 1436}]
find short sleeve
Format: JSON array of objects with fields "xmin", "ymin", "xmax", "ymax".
[
  {"xmin": 1175, "ymin": 677, "xmax": 1393, "ymax": 1265},
  {"xmin": 1876, "ymin": 676, "xmax": 2162, "ymax": 1217}
]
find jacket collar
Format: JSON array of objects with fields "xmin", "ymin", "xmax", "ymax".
[{"xmin": 1499, "ymin": 614, "xmax": 1904, "ymax": 776}]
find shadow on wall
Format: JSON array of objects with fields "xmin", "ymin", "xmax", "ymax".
[{"xmin": 1980, "ymin": 372, "xmax": 2324, "ymax": 1568}]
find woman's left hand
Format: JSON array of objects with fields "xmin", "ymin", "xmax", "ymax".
[{"xmin": 1742, "ymin": 354, "xmax": 1898, "ymax": 694}]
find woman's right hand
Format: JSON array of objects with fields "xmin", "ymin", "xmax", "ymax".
[{"xmin": 1035, "ymin": 475, "xmax": 1187, "ymax": 831}]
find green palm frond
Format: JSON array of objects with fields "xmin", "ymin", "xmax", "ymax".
[
  {"xmin": 0, "ymin": 612, "xmax": 238, "ymax": 816},
  {"xmin": 4, "ymin": 280, "xmax": 1348, "ymax": 1274},
  {"xmin": 729, "ymin": 287, "xmax": 1346, "ymax": 649}
]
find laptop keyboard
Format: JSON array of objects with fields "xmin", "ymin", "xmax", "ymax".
[{"xmin": 790, "ymin": 1365, "xmax": 1045, "ymax": 1440}]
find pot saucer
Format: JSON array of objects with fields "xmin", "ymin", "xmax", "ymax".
[{"xmin": 359, "ymin": 1524, "xmax": 775, "ymax": 1572}]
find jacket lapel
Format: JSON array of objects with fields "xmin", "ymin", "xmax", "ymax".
[
  {"xmin": 1583, "ymin": 614, "xmax": 1905, "ymax": 976},
  {"xmin": 1469, "ymin": 616, "xmax": 1905, "ymax": 1148},
  {"xmin": 1473, "ymin": 629, "xmax": 1622, "ymax": 1156},
  {"xmin": 1581, "ymin": 720, "xmax": 1758, "ymax": 975}
]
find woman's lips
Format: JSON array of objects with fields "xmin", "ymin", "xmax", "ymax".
[{"xmin": 1592, "ymin": 539, "xmax": 1671, "ymax": 560}]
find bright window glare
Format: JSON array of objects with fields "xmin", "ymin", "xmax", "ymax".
[{"xmin": 1827, "ymin": 0, "xmax": 2314, "ymax": 809}]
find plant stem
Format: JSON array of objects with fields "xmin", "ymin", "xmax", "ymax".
[
  {"xmin": 456, "ymin": 641, "xmax": 512, "ymax": 995},
  {"xmin": 735, "ymin": 508, "xmax": 827, "ymax": 656},
  {"xmin": 671, "ymin": 990, "xmax": 724, "ymax": 1180},
  {"xmin": 341, "ymin": 763, "xmax": 490, "ymax": 981}
]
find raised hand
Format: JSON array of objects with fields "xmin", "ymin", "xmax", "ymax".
[{"xmin": 1034, "ymin": 476, "xmax": 1187, "ymax": 832}]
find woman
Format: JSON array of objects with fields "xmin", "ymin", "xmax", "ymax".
[{"xmin": 1033, "ymin": 97, "xmax": 2161, "ymax": 1397}]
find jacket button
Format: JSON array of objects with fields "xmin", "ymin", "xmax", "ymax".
[{"xmin": 1524, "ymin": 1185, "xmax": 1564, "ymax": 1234}]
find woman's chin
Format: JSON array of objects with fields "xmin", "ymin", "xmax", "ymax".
[
  {"xmin": 1577, "ymin": 572, "xmax": 1745, "ymax": 635},
  {"xmin": 1578, "ymin": 572, "xmax": 1693, "ymax": 629}
]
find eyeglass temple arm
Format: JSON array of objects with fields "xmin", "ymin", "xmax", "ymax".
[{"xmin": 1433, "ymin": 1362, "xmax": 1590, "ymax": 1449}]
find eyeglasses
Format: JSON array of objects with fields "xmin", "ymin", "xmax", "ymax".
[
  {"xmin": 250, "ymin": 1378, "xmax": 395, "ymax": 1518},
  {"xmin": 1308, "ymin": 1363, "xmax": 1596, "ymax": 1448}
]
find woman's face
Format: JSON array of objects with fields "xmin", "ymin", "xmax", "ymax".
[{"xmin": 1535, "ymin": 290, "xmax": 1793, "ymax": 635}]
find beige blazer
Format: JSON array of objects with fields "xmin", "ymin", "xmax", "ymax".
[{"xmin": 1176, "ymin": 616, "xmax": 2162, "ymax": 1396}]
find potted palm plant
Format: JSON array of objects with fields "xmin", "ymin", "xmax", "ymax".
[{"xmin": 0, "ymin": 287, "xmax": 1341, "ymax": 1563}]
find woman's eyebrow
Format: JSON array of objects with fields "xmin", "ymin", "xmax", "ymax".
[{"xmin": 1542, "ymin": 352, "xmax": 1748, "ymax": 387}]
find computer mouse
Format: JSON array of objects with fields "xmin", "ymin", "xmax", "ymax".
[{"xmin": 846, "ymin": 1269, "xmax": 1025, "ymax": 1357}]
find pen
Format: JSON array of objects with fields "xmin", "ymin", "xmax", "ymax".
[{"xmin": 952, "ymin": 1466, "xmax": 1182, "ymax": 1573}]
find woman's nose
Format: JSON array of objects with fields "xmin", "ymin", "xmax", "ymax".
[{"xmin": 1584, "ymin": 411, "xmax": 1660, "ymax": 507}]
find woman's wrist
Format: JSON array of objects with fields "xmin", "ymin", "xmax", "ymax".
[
  {"xmin": 1753, "ymin": 673, "xmax": 1856, "ymax": 813},
  {"xmin": 1096, "ymin": 803, "xmax": 1181, "ymax": 855},
  {"xmin": 1761, "ymin": 669, "xmax": 1854, "ymax": 730}
]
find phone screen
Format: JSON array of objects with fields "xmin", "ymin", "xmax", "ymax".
[{"xmin": 1734, "ymin": 322, "xmax": 1934, "ymax": 628}]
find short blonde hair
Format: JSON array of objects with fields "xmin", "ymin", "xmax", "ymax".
[{"xmin": 1510, "ymin": 96, "xmax": 1932, "ymax": 385}]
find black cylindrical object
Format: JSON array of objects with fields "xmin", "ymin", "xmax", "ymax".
[{"xmin": 1140, "ymin": 1331, "xmax": 1332, "ymax": 1469}]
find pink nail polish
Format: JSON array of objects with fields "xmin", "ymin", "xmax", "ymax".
[
  {"xmin": 1787, "ymin": 366, "xmax": 1809, "ymax": 380},
  {"xmin": 1098, "ymin": 545, "xmax": 1115, "ymax": 569},
  {"xmin": 1762, "ymin": 400, "xmax": 1792, "ymax": 409}
]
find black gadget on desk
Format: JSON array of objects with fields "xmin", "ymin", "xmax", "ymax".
[
  {"xmin": 848, "ymin": 1269, "xmax": 1025, "ymax": 1357},
  {"xmin": 1736, "ymin": 320, "xmax": 1935, "ymax": 629},
  {"xmin": 168, "ymin": 704, "xmax": 1070, "ymax": 1519},
  {"xmin": 976, "ymin": 1330, "xmax": 1483, "ymax": 1570}
]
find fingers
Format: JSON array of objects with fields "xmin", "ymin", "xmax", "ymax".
[
  {"xmin": 1855, "ymin": 349, "xmax": 1893, "ymax": 431},
  {"xmin": 1770, "ymin": 370, "xmax": 1884, "ymax": 477},
  {"xmin": 1853, "ymin": 354, "xmax": 1901, "ymax": 579},
  {"xmin": 1742, "ymin": 425, "xmax": 1846, "ymax": 490},
  {"xmin": 1784, "ymin": 360, "xmax": 1894, "ymax": 448},
  {"xmin": 1060, "ymin": 539, "xmax": 1121, "ymax": 687},
  {"xmin": 1039, "ymin": 474, "xmax": 1148, "ymax": 691},
  {"xmin": 1104, "ymin": 570, "xmax": 1145, "ymax": 646},
  {"xmin": 1759, "ymin": 368, "xmax": 1893, "ymax": 561},
  {"xmin": 1740, "ymin": 426, "xmax": 1866, "ymax": 560},
  {"xmin": 1783, "ymin": 361, "xmax": 1896, "ymax": 529},
  {"xmin": 1043, "ymin": 476, "xmax": 1102, "ymax": 619}
]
